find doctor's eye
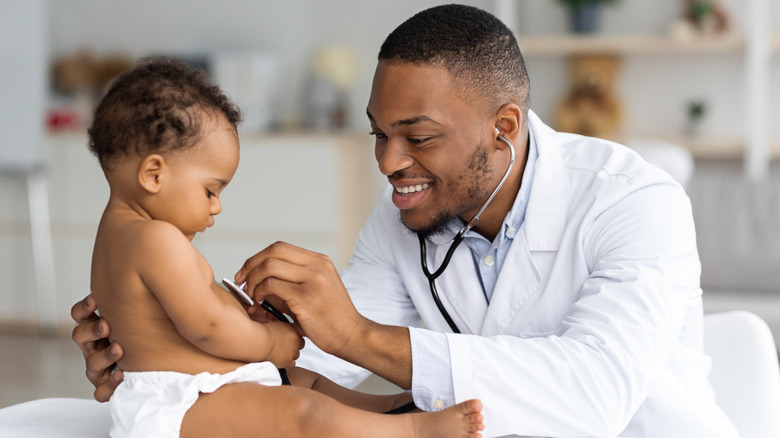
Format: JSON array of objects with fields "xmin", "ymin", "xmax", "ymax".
[
  {"xmin": 408, "ymin": 137, "xmax": 432, "ymax": 146},
  {"xmin": 369, "ymin": 131, "xmax": 387, "ymax": 141}
]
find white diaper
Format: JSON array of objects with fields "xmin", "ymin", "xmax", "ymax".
[{"xmin": 109, "ymin": 362, "xmax": 282, "ymax": 438}]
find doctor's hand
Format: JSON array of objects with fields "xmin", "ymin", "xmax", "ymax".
[
  {"xmin": 235, "ymin": 241, "xmax": 364, "ymax": 359},
  {"xmin": 70, "ymin": 294, "xmax": 125, "ymax": 402}
]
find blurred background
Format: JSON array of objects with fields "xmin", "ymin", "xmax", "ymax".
[{"xmin": 1, "ymin": 0, "xmax": 780, "ymax": 404}]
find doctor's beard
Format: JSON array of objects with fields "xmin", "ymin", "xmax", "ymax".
[{"xmin": 403, "ymin": 138, "xmax": 494, "ymax": 241}]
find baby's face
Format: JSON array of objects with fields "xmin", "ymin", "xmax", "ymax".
[{"xmin": 158, "ymin": 115, "xmax": 240, "ymax": 240}]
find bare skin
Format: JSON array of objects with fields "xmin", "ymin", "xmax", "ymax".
[
  {"xmin": 87, "ymin": 110, "xmax": 485, "ymax": 437},
  {"xmin": 90, "ymin": 114, "xmax": 303, "ymax": 376},
  {"xmin": 181, "ymin": 383, "xmax": 484, "ymax": 438},
  {"xmin": 71, "ymin": 294, "xmax": 125, "ymax": 402}
]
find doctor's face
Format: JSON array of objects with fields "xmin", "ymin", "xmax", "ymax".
[{"xmin": 367, "ymin": 61, "xmax": 499, "ymax": 236}]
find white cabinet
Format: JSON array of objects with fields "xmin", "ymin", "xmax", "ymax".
[
  {"xmin": 193, "ymin": 133, "xmax": 384, "ymax": 284},
  {"xmin": 0, "ymin": 132, "xmax": 383, "ymax": 330}
]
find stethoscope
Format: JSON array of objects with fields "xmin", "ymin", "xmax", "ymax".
[{"xmin": 417, "ymin": 127, "xmax": 516, "ymax": 334}]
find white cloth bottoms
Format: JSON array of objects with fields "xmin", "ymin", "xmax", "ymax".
[{"xmin": 109, "ymin": 362, "xmax": 282, "ymax": 438}]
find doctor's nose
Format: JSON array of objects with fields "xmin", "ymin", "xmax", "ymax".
[{"xmin": 376, "ymin": 139, "xmax": 414, "ymax": 177}]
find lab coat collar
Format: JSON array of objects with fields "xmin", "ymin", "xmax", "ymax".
[
  {"xmin": 478, "ymin": 111, "xmax": 565, "ymax": 334},
  {"xmin": 422, "ymin": 110, "xmax": 567, "ymax": 334},
  {"xmin": 425, "ymin": 111, "xmax": 549, "ymax": 249},
  {"xmin": 523, "ymin": 110, "xmax": 566, "ymax": 252},
  {"xmin": 428, "ymin": 110, "xmax": 567, "ymax": 250}
]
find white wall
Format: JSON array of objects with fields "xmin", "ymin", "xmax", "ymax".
[
  {"xmin": 45, "ymin": 0, "xmax": 780, "ymax": 140},
  {"xmin": 0, "ymin": 0, "xmax": 47, "ymax": 169},
  {"xmin": 47, "ymin": 0, "xmax": 486, "ymax": 131}
]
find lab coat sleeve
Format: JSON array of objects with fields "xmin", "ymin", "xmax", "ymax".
[
  {"xmin": 446, "ymin": 181, "xmax": 700, "ymax": 437},
  {"xmin": 409, "ymin": 327, "xmax": 456, "ymax": 410},
  {"xmin": 297, "ymin": 192, "xmax": 424, "ymax": 387}
]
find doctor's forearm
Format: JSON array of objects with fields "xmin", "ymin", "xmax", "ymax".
[{"xmin": 338, "ymin": 319, "xmax": 413, "ymax": 389}]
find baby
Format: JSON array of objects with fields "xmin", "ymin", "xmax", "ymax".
[{"xmin": 87, "ymin": 57, "xmax": 484, "ymax": 438}]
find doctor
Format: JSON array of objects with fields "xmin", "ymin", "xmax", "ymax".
[{"xmin": 72, "ymin": 4, "xmax": 737, "ymax": 437}]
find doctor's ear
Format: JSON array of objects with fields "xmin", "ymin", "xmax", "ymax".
[
  {"xmin": 137, "ymin": 154, "xmax": 166, "ymax": 194},
  {"xmin": 493, "ymin": 103, "xmax": 523, "ymax": 149}
]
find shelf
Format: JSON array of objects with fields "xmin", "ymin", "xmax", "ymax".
[
  {"xmin": 662, "ymin": 136, "xmax": 780, "ymax": 160},
  {"xmin": 516, "ymin": 33, "xmax": 746, "ymax": 56},
  {"xmin": 500, "ymin": 1, "xmax": 774, "ymax": 180}
]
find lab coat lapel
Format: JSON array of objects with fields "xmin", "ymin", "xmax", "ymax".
[
  {"xmin": 482, "ymin": 231, "xmax": 541, "ymax": 335},
  {"xmin": 430, "ymin": 241, "xmax": 488, "ymax": 334},
  {"xmin": 481, "ymin": 111, "xmax": 567, "ymax": 335},
  {"xmin": 523, "ymin": 110, "xmax": 566, "ymax": 252}
]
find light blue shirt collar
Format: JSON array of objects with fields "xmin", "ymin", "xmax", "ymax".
[{"xmin": 435, "ymin": 128, "xmax": 538, "ymax": 247}]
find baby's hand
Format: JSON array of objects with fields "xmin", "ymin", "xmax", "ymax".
[{"xmin": 265, "ymin": 321, "xmax": 304, "ymax": 369}]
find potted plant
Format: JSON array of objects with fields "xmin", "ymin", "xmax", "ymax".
[
  {"xmin": 684, "ymin": 99, "xmax": 707, "ymax": 137},
  {"xmin": 557, "ymin": 0, "xmax": 622, "ymax": 33}
]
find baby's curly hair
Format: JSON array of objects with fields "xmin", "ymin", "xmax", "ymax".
[{"xmin": 88, "ymin": 57, "xmax": 242, "ymax": 171}]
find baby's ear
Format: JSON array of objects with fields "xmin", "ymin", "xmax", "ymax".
[{"xmin": 137, "ymin": 154, "xmax": 166, "ymax": 194}]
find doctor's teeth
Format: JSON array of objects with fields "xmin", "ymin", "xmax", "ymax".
[{"xmin": 396, "ymin": 183, "xmax": 430, "ymax": 194}]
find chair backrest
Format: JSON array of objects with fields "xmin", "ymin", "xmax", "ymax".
[{"xmin": 703, "ymin": 311, "xmax": 780, "ymax": 438}]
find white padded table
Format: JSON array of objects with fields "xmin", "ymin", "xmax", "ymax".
[{"xmin": 0, "ymin": 398, "xmax": 110, "ymax": 437}]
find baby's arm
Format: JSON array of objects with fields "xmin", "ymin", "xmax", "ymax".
[
  {"xmin": 136, "ymin": 221, "xmax": 302, "ymax": 366},
  {"xmin": 285, "ymin": 367, "xmax": 415, "ymax": 413}
]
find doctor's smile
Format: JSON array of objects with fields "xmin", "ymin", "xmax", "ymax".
[{"xmin": 390, "ymin": 180, "xmax": 432, "ymax": 210}]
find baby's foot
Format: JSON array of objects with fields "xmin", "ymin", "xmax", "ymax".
[{"xmin": 413, "ymin": 399, "xmax": 484, "ymax": 438}]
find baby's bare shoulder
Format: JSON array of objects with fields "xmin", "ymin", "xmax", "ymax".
[
  {"xmin": 100, "ymin": 218, "xmax": 192, "ymax": 259},
  {"xmin": 135, "ymin": 219, "xmax": 185, "ymax": 239},
  {"xmin": 133, "ymin": 220, "xmax": 195, "ymax": 256}
]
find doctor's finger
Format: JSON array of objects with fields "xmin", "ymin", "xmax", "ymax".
[
  {"xmin": 71, "ymin": 294, "xmax": 100, "ymax": 325},
  {"xmin": 72, "ymin": 317, "xmax": 110, "ymax": 357},
  {"xmin": 242, "ymin": 257, "xmax": 313, "ymax": 298},
  {"xmin": 235, "ymin": 241, "xmax": 330, "ymax": 283},
  {"xmin": 250, "ymin": 276, "xmax": 308, "ymax": 307},
  {"xmin": 85, "ymin": 341, "xmax": 124, "ymax": 381},
  {"xmin": 94, "ymin": 369, "xmax": 124, "ymax": 403}
]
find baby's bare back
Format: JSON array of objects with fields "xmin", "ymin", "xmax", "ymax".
[{"xmin": 90, "ymin": 206, "xmax": 247, "ymax": 374}]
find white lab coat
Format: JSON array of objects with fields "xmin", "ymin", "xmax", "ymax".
[{"xmin": 297, "ymin": 111, "xmax": 737, "ymax": 437}]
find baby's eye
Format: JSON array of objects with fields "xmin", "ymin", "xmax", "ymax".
[{"xmin": 206, "ymin": 190, "xmax": 216, "ymax": 198}]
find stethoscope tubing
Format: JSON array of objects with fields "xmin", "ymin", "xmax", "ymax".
[{"xmin": 418, "ymin": 131, "xmax": 516, "ymax": 334}]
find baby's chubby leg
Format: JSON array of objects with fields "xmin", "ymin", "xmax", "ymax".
[
  {"xmin": 285, "ymin": 366, "xmax": 414, "ymax": 413},
  {"xmin": 181, "ymin": 381, "xmax": 484, "ymax": 438}
]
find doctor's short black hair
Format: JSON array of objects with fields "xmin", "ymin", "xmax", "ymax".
[
  {"xmin": 378, "ymin": 4, "xmax": 530, "ymax": 117},
  {"xmin": 88, "ymin": 57, "xmax": 241, "ymax": 171}
]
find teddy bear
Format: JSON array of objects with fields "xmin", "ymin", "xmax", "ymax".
[
  {"xmin": 555, "ymin": 54, "xmax": 624, "ymax": 140},
  {"xmin": 50, "ymin": 51, "xmax": 133, "ymax": 130},
  {"xmin": 53, "ymin": 50, "xmax": 132, "ymax": 95}
]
